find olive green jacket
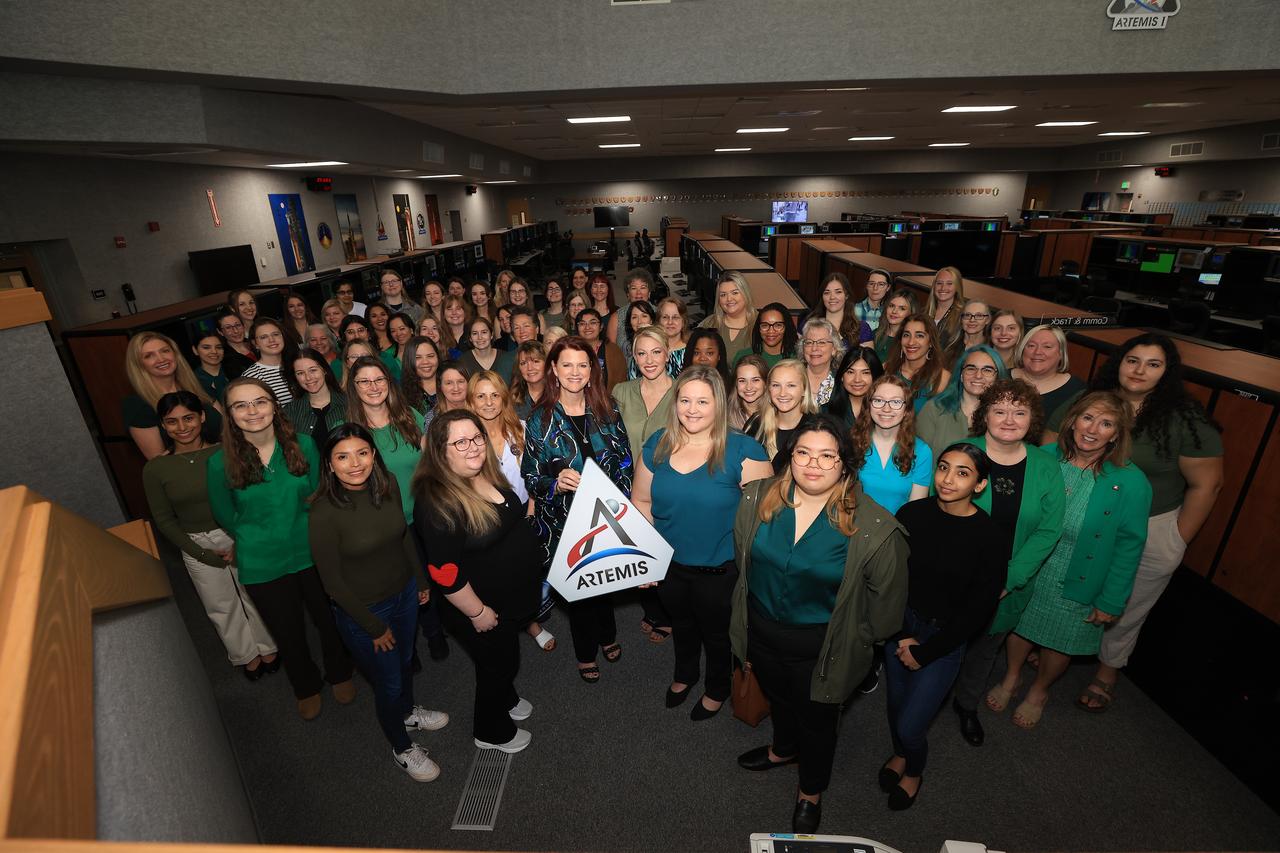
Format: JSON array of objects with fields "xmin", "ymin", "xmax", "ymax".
[{"xmin": 729, "ymin": 478, "xmax": 909, "ymax": 704}]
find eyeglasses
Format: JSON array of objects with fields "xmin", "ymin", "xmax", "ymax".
[
  {"xmin": 353, "ymin": 377, "xmax": 388, "ymax": 389},
  {"xmin": 229, "ymin": 397, "xmax": 273, "ymax": 414},
  {"xmin": 759, "ymin": 321, "xmax": 787, "ymax": 331},
  {"xmin": 449, "ymin": 434, "xmax": 487, "ymax": 452},
  {"xmin": 801, "ymin": 339, "xmax": 833, "ymax": 349},
  {"xmin": 793, "ymin": 448, "xmax": 840, "ymax": 470},
  {"xmin": 961, "ymin": 312, "xmax": 991, "ymax": 321},
  {"xmin": 869, "ymin": 397, "xmax": 906, "ymax": 410},
  {"xmin": 220, "ymin": 321, "xmax": 244, "ymax": 331},
  {"xmin": 962, "ymin": 364, "xmax": 999, "ymax": 377}
]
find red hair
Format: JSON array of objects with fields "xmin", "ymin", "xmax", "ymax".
[
  {"xmin": 588, "ymin": 272, "xmax": 618, "ymax": 314},
  {"xmin": 539, "ymin": 336, "xmax": 618, "ymax": 424}
]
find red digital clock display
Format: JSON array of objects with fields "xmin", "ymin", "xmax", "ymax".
[{"xmin": 306, "ymin": 176, "xmax": 334, "ymax": 192}]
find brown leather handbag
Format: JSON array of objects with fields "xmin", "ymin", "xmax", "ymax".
[{"xmin": 732, "ymin": 661, "xmax": 771, "ymax": 727}]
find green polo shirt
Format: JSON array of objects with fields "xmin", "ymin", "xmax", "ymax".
[
  {"xmin": 371, "ymin": 408, "xmax": 426, "ymax": 523},
  {"xmin": 206, "ymin": 435, "xmax": 320, "ymax": 585},
  {"xmin": 747, "ymin": 496, "xmax": 850, "ymax": 625}
]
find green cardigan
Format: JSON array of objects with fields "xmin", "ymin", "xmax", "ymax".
[
  {"xmin": 729, "ymin": 478, "xmax": 909, "ymax": 704},
  {"xmin": 961, "ymin": 436, "xmax": 1065, "ymax": 634},
  {"xmin": 1040, "ymin": 444, "xmax": 1152, "ymax": 615}
]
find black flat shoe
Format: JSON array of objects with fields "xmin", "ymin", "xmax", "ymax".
[
  {"xmin": 877, "ymin": 760, "xmax": 902, "ymax": 793},
  {"xmin": 953, "ymin": 698, "xmax": 984, "ymax": 746},
  {"xmin": 690, "ymin": 697, "xmax": 721, "ymax": 721},
  {"xmin": 888, "ymin": 778, "xmax": 922, "ymax": 811},
  {"xmin": 792, "ymin": 799, "xmax": 821, "ymax": 833},
  {"xmin": 738, "ymin": 745, "xmax": 797, "ymax": 771},
  {"xmin": 428, "ymin": 634, "xmax": 450, "ymax": 661},
  {"xmin": 665, "ymin": 686, "xmax": 691, "ymax": 708},
  {"xmin": 262, "ymin": 656, "xmax": 281, "ymax": 674},
  {"xmin": 410, "ymin": 650, "xmax": 423, "ymax": 674},
  {"xmin": 242, "ymin": 663, "xmax": 265, "ymax": 682}
]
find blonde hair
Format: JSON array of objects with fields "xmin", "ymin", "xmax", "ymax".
[
  {"xmin": 1014, "ymin": 324, "xmax": 1070, "ymax": 374},
  {"xmin": 467, "ymin": 370, "xmax": 525, "ymax": 456},
  {"xmin": 125, "ymin": 332, "xmax": 215, "ymax": 409},
  {"xmin": 925, "ymin": 266, "xmax": 967, "ymax": 344},
  {"xmin": 711, "ymin": 271, "xmax": 758, "ymax": 327},
  {"xmin": 1057, "ymin": 390, "xmax": 1133, "ymax": 472},
  {"xmin": 757, "ymin": 359, "xmax": 817, "ymax": 456},
  {"xmin": 653, "ymin": 366, "xmax": 728, "ymax": 474},
  {"xmin": 543, "ymin": 325, "xmax": 569, "ymax": 346},
  {"xmin": 630, "ymin": 324, "xmax": 670, "ymax": 357}
]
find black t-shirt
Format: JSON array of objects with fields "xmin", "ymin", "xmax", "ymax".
[
  {"xmin": 414, "ymin": 487, "xmax": 543, "ymax": 624},
  {"xmin": 986, "ymin": 456, "xmax": 1027, "ymax": 566}
]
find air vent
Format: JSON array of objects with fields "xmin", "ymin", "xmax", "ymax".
[
  {"xmin": 522, "ymin": 165, "xmax": 532, "ymax": 177},
  {"xmin": 1169, "ymin": 141, "xmax": 1204, "ymax": 157},
  {"xmin": 1262, "ymin": 132, "xmax": 1280, "ymax": 151},
  {"xmin": 100, "ymin": 147, "xmax": 218, "ymax": 157},
  {"xmin": 421, "ymin": 141, "xmax": 444, "ymax": 163},
  {"xmin": 469, "ymin": 153, "xmax": 485, "ymax": 170},
  {"xmin": 1096, "ymin": 149, "xmax": 1123, "ymax": 164},
  {"xmin": 499, "ymin": 160, "xmax": 510, "ymax": 175}
]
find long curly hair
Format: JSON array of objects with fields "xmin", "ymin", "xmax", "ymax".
[
  {"xmin": 884, "ymin": 313, "xmax": 947, "ymax": 403},
  {"xmin": 850, "ymin": 375, "xmax": 919, "ymax": 476},
  {"xmin": 220, "ymin": 377, "xmax": 310, "ymax": 488},
  {"xmin": 1087, "ymin": 332, "xmax": 1220, "ymax": 460}
]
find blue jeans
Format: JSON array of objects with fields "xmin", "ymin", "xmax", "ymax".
[
  {"xmin": 332, "ymin": 577, "xmax": 419, "ymax": 753},
  {"xmin": 884, "ymin": 607, "xmax": 966, "ymax": 777}
]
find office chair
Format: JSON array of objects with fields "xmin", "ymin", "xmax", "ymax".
[
  {"xmin": 1167, "ymin": 299, "xmax": 1212, "ymax": 339},
  {"xmin": 1262, "ymin": 316, "xmax": 1280, "ymax": 357},
  {"xmin": 1082, "ymin": 296, "xmax": 1124, "ymax": 324},
  {"xmin": 625, "ymin": 242, "xmax": 634, "ymax": 267}
]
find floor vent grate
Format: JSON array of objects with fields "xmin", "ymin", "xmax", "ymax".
[{"xmin": 451, "ymin": 749, "xmax": 513, "ymax": 831}]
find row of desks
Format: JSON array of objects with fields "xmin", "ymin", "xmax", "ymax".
[{"xmin": 678, "ymin": 232, "xmax": 805, "ymax": 315}]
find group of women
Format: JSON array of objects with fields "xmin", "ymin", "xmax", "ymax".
[{"xmin": 126, "ymin": 263, "xmax": 1223, "ymax": 832}]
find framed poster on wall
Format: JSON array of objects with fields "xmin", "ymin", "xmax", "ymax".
[
  {"xmin": 424, "ymin": 194, "xmax": 443, "ymax": 245},
  {"xmin": 267, "ymin": 193, "xmax": 315, "ymax": 275},
  {"xmin": 334, "ymin": 193, "xmax": 367, "ymax": 262},
  {"xmin": 393, "ymin": 194, "xmax": 416, "ymax": 252}
]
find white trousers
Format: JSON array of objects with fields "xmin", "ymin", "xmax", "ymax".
[
  {"xmin": 181, "ymin": 529, "xmax": 278, "ymax": 665},
  {"xmin": 1098, "ymin": 508, "xmax": 1186, "ymax": 669}
]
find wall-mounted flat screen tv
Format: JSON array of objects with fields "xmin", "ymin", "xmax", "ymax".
[
  {"xmin": 771, "ymin": 201, "xmax": 808, "ymax": 223},
  {"xmin": 594, "ymin": 205, "xmax": 630, "ymax": 227}
]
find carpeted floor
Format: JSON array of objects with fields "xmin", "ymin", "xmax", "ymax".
[{"xmin": 161, "ymin": 545, "xmax": 1280, "ymax": 853}]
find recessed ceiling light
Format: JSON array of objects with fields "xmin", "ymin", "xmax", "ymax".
[
  {"xmin": 417, "ymin": 174, "xmax": 462, "ymax": 178},
  {"xmin": 774, "ymin": 110, "xmax": 822, "ymax": 117},
  {"xmin": 1121, "ymin": 164, "xmax": 1145, "ymax": 167},
  {"xmin": 389, "ymin": 169, "xmax": 414, "ymax": 173},
  {"xmin": 567, "ymin": 115, "xmax": 631, "ymax": 124},
  {"xmin": 736, "ymin": 127, "xmax": 789, "ymax": 134},
  {"xmin": 848, "ymin": 136, "xmax": 895, "ymax": 141},
  {"xmin": 929, "ymin": 142, "xmax": 971, "ymax": 147},
  {"xmin": 598, "ymin": 143, "xmax": 641, "ymax": 149},
  {"xmin": 810, "ymin": 126, "xmax": 846, "ymax": 131},
  {"xmin": 482, "ymin": 180, "xmax": 517, "ymax": 184},
  {"xmin": 942, "ymin": 105, "xmax": 1016, "ymax": 113},
  {"xmin": 1098, "ymin": 131, "xmax": 1150, "ymax": 136},
  {"xmin": 265, "ymin": 160, "xmax": 348, "ymax": 168},
  {"xmin": 796, "ymin": 87, "xmax": 869, "ymax": 92},
  {"xmin": 1036, "ymin": 121, "xmax": 1098, "ymax": 127},
  {"xmin": 714, "ymin": 147, "xmax": 752, "ymax": 152},
  {"xmin": 1141, "ymin": 102, "xmax": 1202, "ymax": 108}
]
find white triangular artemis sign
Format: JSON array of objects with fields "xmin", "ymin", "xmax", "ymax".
[{"xmin": 548, "ymin": 459, "xmax": 673, "ymax": 602}]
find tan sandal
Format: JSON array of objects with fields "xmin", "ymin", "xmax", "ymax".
[
  {"xmin": 1076, "ymin": 678, "xmax": 1114, "ymax": 713},
  {"xmin": 1012, "ymin": 700, "xmax": 1044, "ymax": 729},
  {"xmin": 985, "ymin": 682, "xmax": 1017, "ymax": 713}
]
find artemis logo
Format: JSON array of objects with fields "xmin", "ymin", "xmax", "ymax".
[{"xmin": 565, "ymin": 497, "xmax": 653, "ymax": 577}]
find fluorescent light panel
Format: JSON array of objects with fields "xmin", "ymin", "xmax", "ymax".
[
  {"xmin": 483, "ymin": 180, "xmax": 516, "ymax": 184},
  {"xmin": 848, "ymin": 136, "xmax": 894, "ymax": 141},
  {"xmin": 1036, "ymin": 121, "xmax": 1097, "ymax": 127},
  {"xmin": 736, "ymin": 127, "xmax": 789, "ymax": 134},
  {"xmin": 714, "ymin": 147, "xmax": 751, "ymax": 152},
  {"xmin": 265, "ymin": 160, "xmax": 347, "ymax": 168},
  {"xmin": 929, "ymin": 142, "xmax": 970, "ymax": 147},
  {"xmin": 1099, "ymin": 131, "xmax": 1150, "ymax": 136},
  {"xmin": 598, "ymin": 143, "xmax": 641, "ymax": 149},
  {"xmin": 567, "ymin": 115, "xmax": 631, "ymax": 124},
  {"xmin": 942, "ymin": 105, "xmax": 1016, "ymax": 113},
  {"xmin": 417, "ymin": 174, "xmax": 462, "ymax": 178}
]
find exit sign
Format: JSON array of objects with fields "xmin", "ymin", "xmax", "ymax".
[
  {"xmin": 1121, "ymin": 180, "xmax": 1131, "ymax": 190},
  {"xmin": 305, "ymin": 176, "xmax": 334, "ymax": 192}
]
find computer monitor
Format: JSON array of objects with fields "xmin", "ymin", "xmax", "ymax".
[
  {"xmin": 1116, "ymin": 242, "xmax": 1141, "ymax": 263},
  {"xmin": 593, "ymin": 205, "xmax": 630, "ymax": 227},
  {"xmin": 772, "ymin": 201, "xmax": 809, "ymax": 223},
  {"xmin": 890, "ymin": 222, "xmax": 905, "ymax": 233},
  {"xmin": 424, "ymin": 255, "xmax": 437, "ymax": 275},
  {"xmin": 1175, "ymin": 248, "xmax": 1203, "ymax": 270},
  {"xmin": 763, "ymin": 225, "xmax": 778, "ymax": 236},
  {"xmin": 473, "ymin": 244, "xmax": 484, "ymax": 260},
  {"xmin": 1139, "ymin": 250, "xmax": 1176, "ymax": 274},
  {"xmin": 982, "ymin": 221, "xmax": 999, "ymax": 232},
  {"xmin": 943, "ymin": 222, "xmax": 961, "ymax": 232},
  {"xmin": 799, "ymin": 224, "xmax": 816, "ymax": 235},
  {"xmin": 1197, "ymin": 273, "xmax": 1222, "ymax": 287}
]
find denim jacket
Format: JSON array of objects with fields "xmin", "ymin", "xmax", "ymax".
[{"xmin": 520, "ymin": 400, "xmax": 633, "ymax": 569}]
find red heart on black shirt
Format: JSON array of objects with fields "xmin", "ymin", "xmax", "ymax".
[{"xmin": 429, "ymin": 562, "xmax": 459, "ymax": 587}]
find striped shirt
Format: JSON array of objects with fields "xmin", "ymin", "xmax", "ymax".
[{"xmin": 239, "ymin": 362, "xmax": 294, "ymax": 405}]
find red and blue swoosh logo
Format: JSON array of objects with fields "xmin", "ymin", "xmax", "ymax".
[{"xmin": 565, "ymin": 502, "xmax": 653, "ymax": 578}]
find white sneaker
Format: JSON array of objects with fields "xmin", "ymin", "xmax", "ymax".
[
  {"xmin": 475, "ymin": 728, "xmax": 532, "ymax": 754},
  {"xmin": 404, "ymin": 706, "xmax": 449, "ymax": 731},
  {"xmin": 509, "ymin": 698, "xmax": 533, "ymax": 721},
  {"xmin": 392, "ymin": 745, "xmax": 440, "ymax": 782}
]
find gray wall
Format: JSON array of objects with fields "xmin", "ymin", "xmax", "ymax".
[
  {"xmin": 0, "ymin": 154, "xmax": 507, "ymax": 328},
  {"xmin": 1037, "ymin": 158, "xmax": 1280, "ymax": 219},
  {"xmin": 0, "ymin": 322, "xmax": 123, "ymax": 527},
  {"xmin": 510, "ymin": 171, "xmax": 1027, "ymax": 235},
  {"xmin": 3, "ymin": 0, "xmax": 1276, "ymax": 95}
]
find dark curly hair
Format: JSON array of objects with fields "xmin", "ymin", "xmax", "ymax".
[
  {"xmin": 1086, "ymin": 333, "xmax": 1220, "ymax": 460},
  {"xmin": 970, "ymin": 377, "xmax": 1045, "ymax": 446}
]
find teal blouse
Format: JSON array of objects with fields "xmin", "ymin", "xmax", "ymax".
[
  {"xmin": 371, "ymin": 408, "xmax": 426, "ymax": 524},
  {"xmin": 747, "ymin": 497, "xmax": 850, "ymax": 625}
]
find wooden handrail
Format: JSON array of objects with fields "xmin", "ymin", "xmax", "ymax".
[{"xmin": 0, "ymin": 486, "xmax": 169, "ymax": 840}]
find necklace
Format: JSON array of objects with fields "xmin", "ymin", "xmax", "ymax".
[
  {"xmin": 566, "ymin": 410, "xmax": 592, "ymax": 448},
  {"xmin": 177, "ymin": 441, "xmax": 207, "ymax": 463}
]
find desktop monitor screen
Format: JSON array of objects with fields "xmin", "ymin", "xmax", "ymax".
[
  {"xmin": 799, "ymin": 224, "xmax": 816, "ymax": 235},
  {"xmin": 943, "ymin": 222, "xmax": 961, "ymax": 232},
  {"xmin": 473, "ymin": 244, "xmax": 484, "ymax": 260},
  {"xmin": 1198, "ymin": 273, "xmax": 1223, "ymax": 287},
  {"xmin": 763, "ymin": 225, "xmax": 778, "ymax": 236},
  {"xmin": 1175, "ymin": 248, "xmax": 1203, "ymax": 270},
  {"xmin": 772, "ymin": 200, "xmax": 809, "ymax": 223},
  {"xmin": 424, "ymin": 255, "xmax": 437, "ymax": 275},
  {"xmin": 890, "ymin": 223, "xmax": 905, "ymax": 233},
  {"xmin": 982, "ymin": 222, "xmax": 998, "ymax": 232},
  {"xmin": 593, "ymin": 205, "xmax": 630, "ymax": 227},
  {"xmin": 1140, "ymin": 251, "xmax": 1176, "ymax": 274},
  {"xmin": 1116, "ymin": 242, "xmax": 1141, "ymax": 262}
]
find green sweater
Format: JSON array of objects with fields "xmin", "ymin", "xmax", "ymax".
[
  {"xmin": 729, "ymin": 478, "xmax": 909, "ymax": 703},
  {"xmin": 960, "ymin": 437, "xmax": 1065, "ymax": 633},
  {"xmin": 142, "ymin": 445, "xmax": 223, "ymax": 567},
  {"xmin": 206, "ymin": 436, "xmax": 321, "ymax": 585},
  {"xmin": 309, "ymin": 476, "xmax": 427, "ymax": 636}
]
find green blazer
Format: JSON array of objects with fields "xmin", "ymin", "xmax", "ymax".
[
  {"xmin": 1041, "ymin": 444, "xmax": 1152, "ymax": 615},
  {"xmin": 729, "ymin": 479, "xmax": 909, "ymax": 704},
  {"xmin": 961, "ymin": 437, "xmax": 1065, "ymax": 634},
  {"xmin": 612, "ymin": 379, "xmax": 674, "ymax": 464}
]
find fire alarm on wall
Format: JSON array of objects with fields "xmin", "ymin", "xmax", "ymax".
[{"xmin": 465, "ymin": 185, "xmax": 478, "ymax": 195}]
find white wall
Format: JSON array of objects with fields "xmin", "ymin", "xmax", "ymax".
[
  {"xmin": 1037, "ymin": 159, "xmax": 1280, "ymax": 215},
  {"xmin": 0, "ymin": 154, "xmax": 507, "ymax": 328},
  {"xmin": 509, "ymin": 172, "xmax": 1026, "ymax": 236}
]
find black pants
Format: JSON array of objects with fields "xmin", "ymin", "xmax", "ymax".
[
  {"xmin": 639, "ymin": 586, "xmax": 670, "ymax": 629},
  {"xmin": 747, "ymin": 602, "xmax": 840, "ymax": 796},
  {"xmin": 567, "ymin": 594, "xmax": 618, "ymax": 664},
  {"xmin": 244, "ymin": 567, "xmax": 353, "ymax": 700},
  {"xmin": 445, "ymin": 608, "xmax": 521, "ymax": 744},
  {"xmin": 952, "ymin": 628, "xmax": 1009, "ymax": 713},
  {"xmin": 658, "ymin": 560, "xmax": 738, "ymax": 701}
]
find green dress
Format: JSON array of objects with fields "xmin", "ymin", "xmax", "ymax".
[{"xmin": 1016, "ymin": 460, "xmax": 1100, "ymax": 655}]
